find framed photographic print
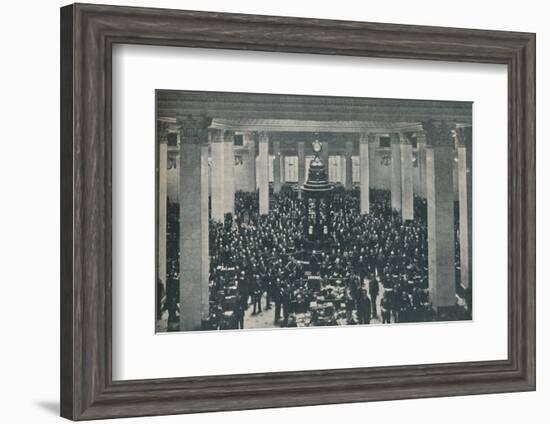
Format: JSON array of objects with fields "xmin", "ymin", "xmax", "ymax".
[{"xmin": 60, "ymin": 3, "xmax": 536, "ymax": 421}]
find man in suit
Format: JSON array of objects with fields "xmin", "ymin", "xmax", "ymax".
[
  {"xmin": 280, "ymin": 282, "xmax": 291, "ymax": 326},
  {"xmin": 380, "ymin": 291, "xmax": 392, "ymax": 324},
  {"xmin": 237, "ymin": 274, "xmax": 249, "ymax": 329},
  {"xmin": 356, "ymin": 288, "xmax": 371, "ymax": 325},
  {"xmin": 251, "ymin": 273, "xmax": 262, "ymax": 315},
  {"xmin": 368, "ymin": 274, "xmax": 380, "ymax": 319},
  {"xmin": 273, "ymin": 278, "xmax": 282, "ymax": 324},
  {"xmin": 345, "ymin": 287, "xmax": 355, "ymax": 324}
]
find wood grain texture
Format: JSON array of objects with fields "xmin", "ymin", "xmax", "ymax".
[
  {"xmin": 60, "ymin": 4, "xmax": 74, "ymax": 419},
  {"xmin": 60, "ymin": 3, "xmax": 536, "ymax": 420}
]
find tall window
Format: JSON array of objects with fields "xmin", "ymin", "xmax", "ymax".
[
  {"xmin": 284, "ymin": 156, "xmax": 298, "ymax": 182},
  {"xmin": 340, "ymin": 156, "xmax": 347, "ymax": 184},
  {"xmin": 328, "ymin": 156, "xmax": 343, "ymax": 183}
]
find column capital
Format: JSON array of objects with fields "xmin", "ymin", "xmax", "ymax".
[
  {"xmin": 390, "ymin": 132, "xmax": 408, "ymax": 144},
  {"xmin": 176, "ymin": 114, "xmax": 212, "ymax": 145},
  {"xmin": 243, "ymin": 131, "xmax": 257, "ymax": 142},
  {"xmin": 402, "ymin": 133, "xmax": 415, "ymax": 145},
  {"xmin": 414, "ymin": 131, "xmax": 427, "ymax": 145},
  {"xmin": 455, "ymin": 126, "xmax": 472, "ymax": 147},
  {"xmin": 258, "ymin": 131, "xmax": 269, "ymax": 143},
  {"xmin": 210, "ymin": 128, "xmax": 234, "ymax": 143},
  {"xmin": 422, "ymin": 120, "xmax": 455, "ymax": 147},
  {"xmin": 359, "ymin": 133, "xmax": 378, "ymax": 144}
]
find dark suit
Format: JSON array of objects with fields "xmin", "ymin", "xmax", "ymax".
[
  {"xmin": 356, "ymin": 290, "xmax": 371, "ymax": 325},
  {"xmin": 369, "ymin": 278, "xmax": 379, "ymax": 318}
]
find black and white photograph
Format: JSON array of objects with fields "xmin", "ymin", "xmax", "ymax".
[{"xmin": 155, "ymin": 90, "xmax": 473, "ymax": 332}]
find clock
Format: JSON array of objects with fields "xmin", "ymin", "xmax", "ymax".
[{"xmin": 312, "ymin": 139, "xmax": 322, "ymax": 153}]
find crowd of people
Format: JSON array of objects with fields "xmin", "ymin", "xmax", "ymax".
[
  {"xmin": 160, "ymin": 184, "xmax": 469, "ymax": 331},
  {"xmin": 207, "ymin": 187, "xmax": 308, "ymax": 329}
]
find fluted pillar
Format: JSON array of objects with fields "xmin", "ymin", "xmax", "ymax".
[
  {"xmin": 345, "ymin": 140, "xmax": 354, "ymax": 190},
  {"xmin": 280, "ymin": 154, "xmax": 286, "ymax": 184},
  {"xmin": 167, "ymin": 142, "xmax": 180, "ymax": 203},
  {"xmin": 369, "ymin": 135, "xmax": 378, "ymax": 191},
  {"xmin": 424, "ymin": 121, "xmax": 457, "ymax": 311},
  {"xmin": 156, "ymin": 121, "xmax": 169, "ymax": 319},
  {"xmin": 359, "ymin": 133, "xmax": 373, "ymax": 214},
  {"xmin": 321, "ymin": 141, "xmax": 329, "ymax": 166},
  {"xmin": 210, "ymin": 129, "xmax": 236, "ymax": 221},
  {"xmin": 244, "ymin": 132, "xmax": 257, "ymax": 192},
  {"xmin": 456, "ymin": 126, "xmax": 472, "ymax": 289},
  {"xmin": 400, "ymin": 135, "xmax": 414, "ymax": 221},
  {"xmin": 390, "ymin": 133, "xmax": 402, "ymax": 212},
  {"xmin": 416, "ymin": 132, "xmax": 427, "ymax": 199},
  {"xmin": 272, "ymin": 140, "xmax": 282, "ymax": 193},
  {"xmin": 177, "ymin": 115, "xmax": 211, "ymax": 331},
  {"xmin": 258, "ymin": 132, "xmax": 270, "ymax": 215}
]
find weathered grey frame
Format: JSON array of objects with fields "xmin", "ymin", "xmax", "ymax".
[{"xmin": 60, "ymin": 3, "xmax": 536, "ymax": 421}]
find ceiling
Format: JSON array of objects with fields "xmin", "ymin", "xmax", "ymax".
[{"xmin": 156, "ymin": 90, "xmax": 472, "ymax": 125}]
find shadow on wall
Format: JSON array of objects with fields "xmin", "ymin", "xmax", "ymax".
[{"xmin": 35, "ymin": 400, "xmax": 59, "ymax": 416}]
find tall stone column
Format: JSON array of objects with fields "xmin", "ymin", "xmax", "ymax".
[
  {"xmin": 456, "ymin": 126, "xmax": 472, "ymax": 289},
  {"xmin": 244, "ymin": 132, "xmax": 257, "ymax": 192},
  {"xmin": 223, "ymin": 132, "xmax": 235, "ymax": 214},
  {"xmin": 345, "ymin": 140, "xmax": 354, "ymax": 190},
  {"xmin": 281, "ymin": 154, "xmax": 286, "ymax": 184},
  {"xmin": 400, "ymin": 134, "xmax": 414, "ymax": 221},
  {"xmin": 177, "ymin": 115, "xmax": 211, "ymax": 331},
  {"xmin": 210, "ymin": 130, "xmax": 224, "ymax": 221},
  {"xmin": 167, "ymin": 140, "xmax": 180, "ymax": 203},
  {"xmin": 424, "ymin": 121, "xmax": 457, "ymax": 311},
  {"xmin": 297, "ymin": 141, "xmax": 306, "ymax": 197},
  {"xmin": 359, "ymin": 133, "xmax": 372, "ymax": 214},
  {"xmin": 390, "ymin": 133, "xmax": 402, "ymax": 212},
  {"xmin": 416, "ymin": 132, "xmax": 427, "ymax": 199},
  {"xmin": 321, "ymin": 140, "xmax": 329, "ymax": 167},
  {"xmin": 369, "ymin": 135, "xmax": 378, "ymax": 190},
  {"xmin": 156, "ymin": 121, "xmax": 169, "ymax": 319},
  {"xmin": 210, "ymin": 129, "xmax": 235, "ymax": 221},
  {"xmin": 258, "ymin": 132, "xmax": 270, "ymax": 215},
  {"xmin": 272, "ymin": 139, "xmax": 282, "ymax": 193}
]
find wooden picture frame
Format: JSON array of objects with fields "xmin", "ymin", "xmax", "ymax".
[{"xmin": 60, "ymin": 3, "xmax": 536, "ymax": 420}]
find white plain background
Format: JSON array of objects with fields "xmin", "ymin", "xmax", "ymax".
[
  {"xmin": 0, "ymin": 0, "xmax": 547, "ymax": 423},
  {"xmin": 113, "ymin": 45, "xmax": 508, "ymax": 380}
]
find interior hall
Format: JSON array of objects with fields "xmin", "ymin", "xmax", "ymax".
[{"xmin": 155, "ymin": 91, "xmax": 473, "ymax": 332}]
